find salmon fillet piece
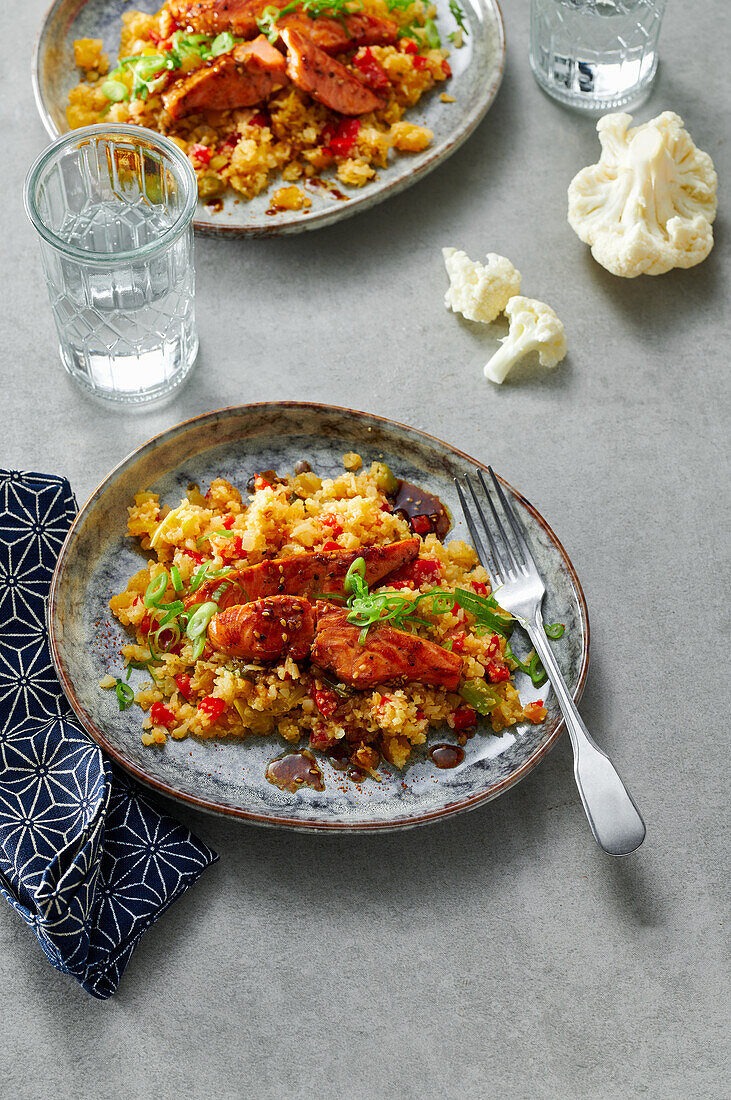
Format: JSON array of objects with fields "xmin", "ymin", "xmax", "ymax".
[
  {"xmin": 276, "ymin": 12, "xmax": 398, "ymax": 54},
  {"xmin": 163, "ymin": 37, "xmax": 287, "ymax": 119},
  {"xmin": 311, "ymin": 606, "xmax": 463, "ymax": 691},
  {"xmin": 207, "ymin": 595, "xmax": 316, "ymax": 660},
  {"xmin": 167, "ymin": 0, "xmax": 286, "ymax": 37},
  {"xmin": 168, "ymin": 0, "xmax": 398, "ymax": 50},
  {"xmin": 281, "ymin": 26, "xmax": 384, "ymax": 114},
  {"xmin": 187, "ymin": 538, "xmax": 419, "ymax": 610}
]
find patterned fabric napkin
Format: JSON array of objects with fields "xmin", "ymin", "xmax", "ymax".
[{"xmin": 0, "ymin": 471, "xmax": 218, "ymax": 999}]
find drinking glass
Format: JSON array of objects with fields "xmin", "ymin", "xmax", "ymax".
[
  {"xmin": 24, "ymin": 124, "xmax": 199, "ymax": 403},
  {"xmin": 530, "ymin": 0, "xmax": 667, "ymax": 112}
]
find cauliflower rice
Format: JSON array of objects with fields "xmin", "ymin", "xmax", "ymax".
[{"xmin": 107, "ymin": 458, "xmax": 546, "ymax": 774}]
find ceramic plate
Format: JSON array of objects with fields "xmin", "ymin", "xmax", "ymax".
[
  {"xmin": 33, "ymin": 0, "xmax": 505, "ymax": 236},
  {"xmin": 49, "ymin": 404, "xmax": 589, "ymax": 832}
]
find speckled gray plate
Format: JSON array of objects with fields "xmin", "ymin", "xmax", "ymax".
[
  {"xmin": 49, "ymin": 404, "xmax": 589, "ymax": 831},
  {"xmin": 33, "ymin": 0, "xmax": 505, "ymax": 236}
]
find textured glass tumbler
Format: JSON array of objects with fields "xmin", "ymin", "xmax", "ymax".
[
  {"xmin": 24, "ymin": 125, "xmax": 199, "ymax": 403},
  {"xmin": 530, "ymin": 0, "xmax": 667, "ymax": 112}
]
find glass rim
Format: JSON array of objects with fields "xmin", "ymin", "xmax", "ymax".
[{"xmin": 24, "ymin": 123, "xmax": 198, "ymax": 264}]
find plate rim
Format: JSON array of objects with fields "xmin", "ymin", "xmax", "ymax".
[
  {"xmin": 48, "ymin": 401, "xmax": 590, "ymax": 832},
  {"xmin": 31, "ymin": 0, "xmax": 506, "ymax": 237}
]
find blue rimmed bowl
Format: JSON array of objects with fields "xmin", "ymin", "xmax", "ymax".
[{"xmin": 48, "ymin": 403, "xmax": 589, "ymax": 831}]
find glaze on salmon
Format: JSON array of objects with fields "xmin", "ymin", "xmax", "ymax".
[
  {"xmin": 163, "ymin": 37, "xmax": 287, "ymax": 119},
  {"xmin": 207, "ymin": 595, "xmax": 316, "ymax": 660},
  {"xmin": 168, "ymin": 0, "xmax": 398, "ymax": 51},
  {"xmin": 189, "ymin": 538, "xmax": 419, "ymax": 610},
  {"xmin": 167, "ymin": 0, "xmax": 287, "ymax": 38},
  {"xmin": 311, "ymin": 605, "xmax": 463, "ymax": 691},
  {"xmin": 276, "ymin": 13, "xmax": 398, "ymax": 54},
  {"xmin": 281, "ymin": 27, "xmax": 384, "ymax": 115}
]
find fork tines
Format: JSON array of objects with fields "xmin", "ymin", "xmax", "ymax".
[{"xmin": 454, "ymin": 467, "xmax": 536, "ymax": 584}]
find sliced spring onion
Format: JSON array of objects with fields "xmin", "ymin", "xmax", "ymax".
[
  {"xmin": 101, "ymin": 80, "xmax": 128, "ymax": 102},
  {"xmin": 115, "ymin": 679, "xmax": 134, "ymax": 711},
  {"xmin": 170, "ymin": 565, "xmax": 183, "ymax": 592},
  {"xmin": 344, "ymin": 556, "xmax": 366, "ymax": 595},
  {"xmin": 505, "ymin": 642, "xmax": 547, "ymax": 687},
  {"xmin": 544, "ymin": 622, "xmax": 565, "ymax": 639},
  {"xmin": 152, "ymin": 622, "xmax": 181, "ymax": 652},
  {"xmin": 186, "ymin": 601, "xmax": 218, "ymax": 640},
  {"xmin": 196, "ymin": 528, "xmax": 234, "ymax": 547},
  {"xmin": 210, "ymin": 31, "xmax": 235, "ymax": 56},
  {"xmin": 144, "ymin": 572, "xmax": 169, "ymax": 608},
  {"xmin": 452, "ymin": 589, "xmax": 513, "ymax": 636},
  {"xmin": 423, "ymin": 18, "xmax": 441, "ymax": 48},
  {"xmin": 190, "ymin": 635, "xmax": 206, "ymax": 661}
]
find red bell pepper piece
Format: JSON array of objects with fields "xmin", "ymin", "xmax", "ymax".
[
  {"xmin": 324, "ymin": 118, "xmax": 360, "ymax": 158},
  {"xmin": 452, "ymin": 705, "xmax": 477, "ymax": 731},
  {"xmin": 198, "ymin": 696, "xmax": 226, "ymax": 721},
  {"xmin": 353, "ymin": 48, "xmax": 390, "ymax": 92},
  {"xmin": 150, "ymin": 702, "xmax": 176, "ymax": 728},
  {"xmin": 401, "ymin": 38, "xmax": 418, "ymax": 54},
  {"xmin": 174, "ymin": 673, "xmax": 195, "ymax": 702},
  {"xmin": 410, "ymin": 514, "xmax": 433, "ymax": 536},
  {"xmin": 189, "ymin": 143, "xmax": 211, "ymax": 167},
  {"xmin": 311, "ymin": 685, "xmax": 339, "ymax": 718},
  {"xmin": 412, "ymin": 55, "xmax": 428, "ymax": 71},
  {"xmin": 486, "ymin": 661, "xmax": 510, "ymax": 683}
]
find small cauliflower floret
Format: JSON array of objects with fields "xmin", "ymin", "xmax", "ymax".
[
  {"xmin": 442, "ymin": 249, "xmax": 522, "ymax": 323},
  {"xmin": 568, "ymin": 111, "xmax": 718, "ymax": 278},
  {"xmin": 484, "ymin": 297, "xmax": 567, "ymax": 384}
]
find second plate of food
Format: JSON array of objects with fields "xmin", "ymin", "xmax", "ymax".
[
  {"xmin": 50, "ymin": 403, "xmax": 588, "ymax": 831},
  {"xmin": 33, "ymin": 0, "xmax": 505, "ymax": 235}
]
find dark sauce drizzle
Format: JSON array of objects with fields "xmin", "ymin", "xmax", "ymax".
[
  {"xmin": 429, "ymin": 744, "xmax": 465, "ymax": 769},
  {"xmin": 391, "ymin": 480, "xmax": 451, "ymax": 540},
  {"xmin": 266, "ymin": 750, "xmax": 324, "ymax": 792}
]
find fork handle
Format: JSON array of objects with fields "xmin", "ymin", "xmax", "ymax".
[{"xmin": 525, "ymin": 615, "xmax": 646, "ymax": 856}]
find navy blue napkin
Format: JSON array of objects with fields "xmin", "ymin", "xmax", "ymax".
[{"xmin": 0, "ymin": 471, "xmax": 218, "ymax": 998}]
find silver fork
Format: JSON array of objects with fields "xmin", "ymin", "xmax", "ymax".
[{"xmin": 455, "ymin": 468, "xmax": 646, "ymax": 856}]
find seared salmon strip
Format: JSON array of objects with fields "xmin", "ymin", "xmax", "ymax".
[
  {"xmin": 187, "ymin": 538, "xmax": 419, "ymax": 610},
  {"xmin": 276, "ymin": 13, "xmax": 399, "ymax": 54},
  {"xmin": 208, "ymin": 595, "xmax": 316, "ymax": 661},
  {"xmin": 168, "ymin": 0, "xmax": 398, "ymax": 50},
  {"xmin": 163, "ymin": 37, "xmax": 287, "ymax": 119},
  {"xmin": 281, "ymin": 27, "xmax": 384, "ymax": 115},
  {"xmin": 167, "ymin": 0, "xmax": 287, "ymax": 37},
  {"xmin": 311, "ymin": 606, "xmax": 463, "ymax": 691}
]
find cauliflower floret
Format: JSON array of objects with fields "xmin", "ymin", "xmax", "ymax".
[
  {"xmin": 568, "ymin": 111, "xmax": 718, "ymax": 278},
  {"xmin": 484, "ymin": 297, "xmax": 567, "ymax": 384},
  {"xmin": 443, "ymin": 249, "xmax": 522, "ymax": 323}
]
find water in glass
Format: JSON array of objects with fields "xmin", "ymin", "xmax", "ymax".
[
  {"xmin": 25, "ymin": 126, "xmax": 198, "ymax": 404},
  {"xmin": 49, "ymin": 200, "xmax": 196, "ymax": 399},
  {"xmin": 530, "ymin": 0, "xmax": 666, "ymax": 112}
]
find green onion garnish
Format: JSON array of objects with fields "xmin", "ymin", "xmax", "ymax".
[
  {"xmin": 143, "ymin": 572, "xmax": 169, "ymax": 608},
  {"xmin": 423, "ymin": 18, "xmax": 441, "ymax": 49},
  {"xmin": 170, "ymin": 565, "xmax": 183, "ymax": 592},
  {"xmin": 186, "ymin": 601, "xmax": 218, "ymax": 641},
  {"xmin": 101, "ymin": 80, "xmax": 128, "ymax": 102},
  {"xmin": 210, "ymin": 31, "xmax": 235, "ymax": 56},
  {"xmin": 115, "ymin": 679, "xmax": 134, "ymax": 711},
  {"xmin": 544, "ymin": 622, "xmax": 565, "ymax": 639}
]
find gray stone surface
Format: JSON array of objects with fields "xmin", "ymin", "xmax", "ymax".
[{"xmin": 1, "ymin": 1, "xmax": 728, "ymax": 1097}]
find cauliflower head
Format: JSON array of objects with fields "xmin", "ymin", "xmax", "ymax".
[
  {"xmin": 568, "ymin": 111, "xmax": 718, "ymax": 278},
  {"xmin": 484, "ymin": 297, "xmax": 567, "ymax": 384},
  {"xmin": 443, "ymin": 248, "xmax": 522, "ymax": 323}
]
